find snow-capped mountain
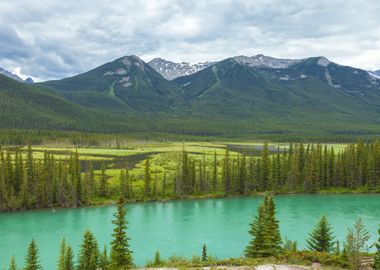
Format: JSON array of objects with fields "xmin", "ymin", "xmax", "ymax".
[
  {"xmin": 368, "ymin": 70, "xmax": 380, "ymax": 79},
  {"xmin": 148, "ymin": 58, "xmax": 214, "ymax": 80},
  {"xmin": 232, "ymin": 54, "xmax": 302, "ymax": 69},
  {"xmin": 0, "ymin": 67, "xmax": 34, "ymax": 83}
]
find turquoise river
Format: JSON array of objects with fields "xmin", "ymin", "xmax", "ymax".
[{"xmin": 0, "ymin": 194, "xmax": 379, "ymax": 269}]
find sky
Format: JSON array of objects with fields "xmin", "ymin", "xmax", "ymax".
[{"xmin": 0, "ymin": 0, "xmax": 380, "ymax": 81}]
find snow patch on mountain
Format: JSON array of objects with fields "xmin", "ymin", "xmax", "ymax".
[
  {"xmin": 317, "ymin": 57, "xmax": 331, "ymax": 67},
  {"xmin": 148, "ymin": 58, "xmax": 214, "ymax": 80},
  {"xmin": 233, "ymin": 54, "xmax": 301, "ymax": 69}
]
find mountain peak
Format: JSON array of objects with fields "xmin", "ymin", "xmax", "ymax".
[
  {"xmin": 148, "ymin": 58, "xmax": 214, "ymax": 80},
  {"xmin": 232, "ymin": 54, "xmax": 301, "ymax": 69},
  {"xmin": 0, "ymin": 67, "xmax": 34, "ymax": 83}
]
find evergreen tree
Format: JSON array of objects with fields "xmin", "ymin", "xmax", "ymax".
[
  {"xmin": 65, "ymin": 246, "xmax": 75, "ymax": 270},
  {"xmin": 153, "ymin": 251, "xmax": 162, "ymax": 266},
  {"xmin": 99, "ymin": 245, "xmax": 109, "ymax": 270},
  {"xmin": 345, "ymin": 218, "xmax": 371, "ymax": 270},
  {"xmin": 9, "ymin": 255, "xmax": 17, "ymax": 270},
  {"xmin": 306, "ymin": 216, "xmax": 335, "ymax": 253},
  {"xmin": 373, "ymin": 227, "xmax": 380, "ymax": 270},
  {"xmin": 110, "ymin": 197, "xmax": 133, "ymax": 269},
  {"xmin": 77, "ymin": 230, "xmax": 100, "ymax": 270},
  {"xmin": 245, "ymin": 193, "xmax": 282, "ymax": 258},
  {"xmin": 202, "ymin": 244, "xmax": 207, "ymax": 261},
  {"xmin": 144, "ymin": 157, "xmax": 151, "ymax": 197},
  {"xmin": 57, "ymin": 238, "xmax": 66, "ymax": 270},
  {"xmin": 99, "ymin": 163, "xmax": 108, "ymax": 197},
  {"xmin": 24, "ymin": 239, "xmax": 42, "ymax": 270}
]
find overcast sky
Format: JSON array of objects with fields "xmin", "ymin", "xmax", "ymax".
[{"xmin": 1, "ymin": 0, "xmax": 380, "ymax": 81}]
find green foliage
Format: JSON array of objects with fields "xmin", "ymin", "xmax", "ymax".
[
  {"xmin": 77, "ymin": 231, "xmax": 100, "ymax": 270},
  {"xmin": 306, "ymin": 216, "xmax": 335, "ymax": 253},
  {"xmin": 374, "ymin": 227, "xmax": 380, "ymax": 270},
  {"xmin": 24, "ymin": 239, "xmax": 42, "ymax": 270},
  {"xmin": 344, "ymin": 218, "xmax": 371, "ymax": 270},
  {"xmin": 245, "ymin": 193, "xmax": 282, "ymax": 258},
  {"xmin": 202, "ymin": 244, "xmax": 207, "ymax": 262},
  {"xmin": 9, "ymin": 256, "xmax": 17, "ymax": 270},
  {"xmin": 110, "ymin": 198, "xmax": 133, "ymax": 269}
]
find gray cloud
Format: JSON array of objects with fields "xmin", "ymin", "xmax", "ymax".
[{"xmin": 0, "ymin": 0, "xmax": 379, "ymax": 81}]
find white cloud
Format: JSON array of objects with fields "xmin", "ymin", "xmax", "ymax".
[{"xmin": 0, "ymin": 0, "xmax": 379, "ymax": 81}]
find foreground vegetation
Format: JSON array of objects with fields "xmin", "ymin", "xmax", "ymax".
[
  {"xmin": 8, "ymin": 194, "xmax": 380, "ymax": 270},
  {"xmin": 0, "ymin": 140, "xmax": 380, "ymax": 211}
]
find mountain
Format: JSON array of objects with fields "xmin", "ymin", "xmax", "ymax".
[
  {"xmin": 24, "ymin": 53, "xmax": 380, "ymax": 138},
  {"xmin": 41, "ymin": 55, "xmax": 184, "ymax": 112},
  {"xmin": 0, "ymin": 67, "xmax": 34, "ymax": 83},
  {"xmin": 0, "ymin": 74, "xmax": 140, "ymax": 132},
  {"xmin": 173, "ymin": 55, "xmax": 380, "ymax": 134},
  {"xmin": 148, "ymin": 58, "xmax": 213, "ymax": 80}
]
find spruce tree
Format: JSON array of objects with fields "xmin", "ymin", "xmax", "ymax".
[
  {"xmin": 245, "ymin": 193, "xmax": 282, "ymax": 258},
  {"xmin": 153, "ymin": 251, "xmax": 162, "ymax": 266},
  {"xmin": 99, "ymin": 245, "xmax": 109, "ymax": 270},
  {"xmin": 202, "ymin": 244, "xmax": 207, "ymax": 262},
  {"xmin": 345, "ymin": 218, "xmax": 371, "ymax": 270},
  {"xmin": 374, "ymin": 227, "xmax": 380, "ymax": 270},
  {"xmin": 144, "ymin": 157, "xmax": 151, "ymax": 197},
  {"xmin": 24, "ymin": 239, "xmax": 42, "ymax": 270},
  {"xmin": 57, "ymin": 238, "xmax": 66, "ymax": 270},
  {"xmin": 110, "ymin": 197, "xmax": 133, "ymax": 269},
  {"xmin": 306, "ymin": 216, "xmax": 335, "ymax": 253},
  {"xmin": 65, "ymin": 246, "xmax": 75, "ymax": 270},
  {"xmin": 77, "ymin": 230, "xmax": 100, "ymax": 270},
  {"xmin": 9, "ymin": 255, "xmax": 17, "ymax": 270},
  {"xmin": 99, "ymin": 163, "xmax": 108, "ymax": 197}
]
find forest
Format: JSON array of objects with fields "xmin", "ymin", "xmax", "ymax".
[{"xmin": 1, "ymin": 140, "xmax": 380, "ymax": 211}]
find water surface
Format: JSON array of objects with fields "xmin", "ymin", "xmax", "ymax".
[{"xmin": 0, "ymin": 194, "xmax": 379, "ymax": 269}]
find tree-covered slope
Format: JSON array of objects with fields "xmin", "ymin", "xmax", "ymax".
[
  {"xmin": 0, "ymin": 74, "xmax": 141, "ymax": 132},
  {"xmin": 41, "ymin": 55, "xmax": 184, "ymax": 112},
  {"xmin": 173, "ymin": 56, "xmax": 380, "ymax": 135}
]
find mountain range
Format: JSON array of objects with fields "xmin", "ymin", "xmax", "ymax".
[
  {"xmin": 1, "ymin": 54, "xmax": 380, "ymax": 138},
  {"xmin": 0, "ymin": 67, "xmax": 34, "ymax": 83}
]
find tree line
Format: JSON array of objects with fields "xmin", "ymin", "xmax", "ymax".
[
  {"xmin": 174, "ymin": 141, "xmax": 380, "ymax": 196},
  {"xmin": 1, "ymin": 141, "xmax": 380, "ymax": 211},
  {"xmin": 5, "ymin": 194, "xmax": 380, "ymax": 270}
]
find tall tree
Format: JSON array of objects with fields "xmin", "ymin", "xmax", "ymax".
[
  {"xmin": 9, "ymin": 255, "xmax": 17, "ymax": 270},
  {"xmin": 57, "ymin": 238, "xmax": 66, "ymax": 270},
  {"xmin": 65, "ymin": 246, "xmax": 75, "ymax": 270},
  {"xmin": 77, "ymin": 230, "xmax": 100, "ymax": 270},
  {"xmin": 144, "ymin": 157, "xmax": 151, "ymax": 197},
  {"xmin": 374, "ymin": 226, "xmax": 380, "ymax": 270},
  {"xmin": 306, "ymin": 216, "xmax": 335, "ymax": 253},
  {"xmin": 345, "ymin": 218, "xmax": 371, "ymax": 270},
  {"xmin": 110, "ymin": 197, "xmax": 133, "ymax": 269},
  {"xmin": 24, "ymin": 239, "xmax": 42, "ymax": 270},
  {"xmin": 245, "ymin": 193, "xmax": 282, "ymax": 258}
]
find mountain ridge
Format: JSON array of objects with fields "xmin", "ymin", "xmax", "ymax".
[{"xmin": 2, "ymin": 54, "xmax": 380, "ymax": 138}]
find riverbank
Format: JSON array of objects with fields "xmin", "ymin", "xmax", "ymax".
[{"xmin": 1, "ymin": 187, "xmax": 378, "ymax": 213}]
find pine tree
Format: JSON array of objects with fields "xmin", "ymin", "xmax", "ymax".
[
  {"xmin": 9, "ymin": 255, "xmax": 17, "ymax": 270},
  {"xmin": 306, "ymin": 216, "xmax": 335, "ymax": 253},
  {"xmin": 99, "ymin": 163, "xmax": 108, "ymax": 197},
  {"xmin": 345, "ymin": 218, "xmax": 371, "ymax": 270},
  {"xmin": 24, "ymin": 239, "xmax": 42, "ymax": 270},
  {"xmin": 57, "ymin": 238, "xmax": 66, "ymax": 270},
  {"xmin": 373, "ymin": 227, "xmax": 380, "ymax": 270},
  {"xmin": 245, "ymin": 193, "xmax": 282, "ymax": 258},
  {"xmin": 211, "ymin": 151, "xmax": 218, "ymax": 192},
  {"xmin": 202, "ymin": 244, "xmax": 207, "ymax": 261},
  {"xmin": 144, "ymin": 157, "xmax": 151, "ymax": 197},
  {"xmin": 77, "ymin": 230, "xmax": 100, "ymax": 270},
  {"xmin": 99, "ymin": 245, "xmax": 109, "ymax": 270},
  {"xmin": 65, "ymin": 246, "xmax": 75, "ymax": 270},
  {"xmin": 110, "ymin": 197, "xmax": 133, "ymax": 269},
  {"xmin": 153, "ymin": 251, "xmax": 162, "ymax": 266}
]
